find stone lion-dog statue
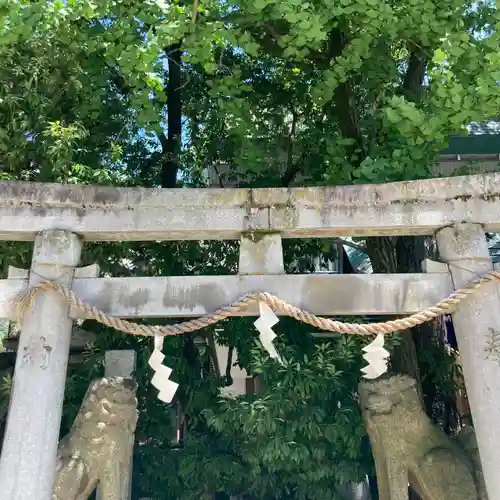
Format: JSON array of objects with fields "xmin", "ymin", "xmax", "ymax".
[
  {"xmin": 359, "ymin": 374, "xmax": 486, "ymax": 500},
  {"xmin": 52, "ymin": 376, "xmax": 139, "ymax": 500}
]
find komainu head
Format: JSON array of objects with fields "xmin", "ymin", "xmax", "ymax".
[
  {"xmin": 358, "ymin": 374, "xmax": 420, "ymax": 415},
  {"xmin": 74, "ymin": 376, "xmax": 139, "ymax": 434}
]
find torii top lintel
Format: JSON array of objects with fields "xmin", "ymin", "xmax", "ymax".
[{"xmin": 0, "ymin": 172, "xmax": 499, "ymax": 242}]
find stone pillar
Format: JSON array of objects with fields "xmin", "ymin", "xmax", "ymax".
[
  {"xmin": 238, "ymin": 233, "xmax": 285, "ymax": 275},
  {"xmin": 215, "ymin": 233, "xmax": 285, "ymax": 397},
  {"xmin": 104, "ymin": 349, "xmax": 136, "ymax": 379},
  {"xmin": 0, "ymin": 230, "xmax": 82, "ymax": 500},
  {"xmin": 95, "ymin": 350, "xmax": 137, "ymax": 500},
  {"xmin": 436, "ymin": 222, "xmax": 500, "ymax": 499}
]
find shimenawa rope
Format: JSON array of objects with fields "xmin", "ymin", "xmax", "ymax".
[{"xmin": 11, "ymin": 270, "xmax": 500, "ymax": 337}]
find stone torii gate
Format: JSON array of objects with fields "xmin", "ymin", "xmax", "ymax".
[{"xmin": 0, "ymin": 173, "xmax": 499, "ymax": 499}]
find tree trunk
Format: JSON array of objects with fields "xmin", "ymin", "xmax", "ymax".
[
  {"xmin": 365, "ymin": 236, "xmax": 428, "ymax": 387},
  {"xmin": 161, "ymin": 42, "xmax": 182, "ymax": 188}
]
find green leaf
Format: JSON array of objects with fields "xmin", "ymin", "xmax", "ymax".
[{"xmin": 386, "ymin": 107, "xmax": 401, "ymax": 124}]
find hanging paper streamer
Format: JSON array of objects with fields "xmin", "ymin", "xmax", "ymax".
[
  {"xmin": 361, "ymin": 333, "xmax": 390, "ymax": 379},
  {"xmin": 254, "ymin": 301, "xmax": 283, "ymax": 364},
  {"xmin": 148, "ymin": 335, "xmax": 179, "ymax": 403}
]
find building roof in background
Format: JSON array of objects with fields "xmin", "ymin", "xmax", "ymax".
[{"xmin": 441, "ymin": 134, "xmax": 500, "ymax": 156}]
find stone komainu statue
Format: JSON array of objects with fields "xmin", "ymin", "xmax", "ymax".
[
  {"xmin": 359, "ymin": 375, "xmax": 487, "ymax": 500},
  {"xmin": 52, "ymin": 377, "xmax": 139, "ymax": 500}
]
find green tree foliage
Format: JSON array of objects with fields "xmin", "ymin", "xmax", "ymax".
[
  {"xmin": 0, "ymin": 0, "xmax": 498, "ymax": 498},
  {"xmin": 2, "ymin": 0, "xmax": 499, "ymax": 185}
]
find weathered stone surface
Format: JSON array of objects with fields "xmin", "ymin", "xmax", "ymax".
[
  {"xmin": 0, "ymin": 230, "xmax": 82, "ymax": 500},
  {"xmin": 238, "ymin": 233, "xmax": 284, "ymax": 274},
  {"xmin": 104, "ymin": 350, "xmax": 136, "ymax": 379},
  {"xmin": 95, "ymin": 351, "xmax": 137, "ymax": 500},
  {"xmin": 455, "ymin": 427, "xmax": 488, "ymax": 500},
  {"xmin": 52, "ymin": 377, "xmax": 139, "ymax": 500},
  {"xmin": 359, "ymin": 375, "xmax": 486, "ymax": 500},
  {"xmin": 436, "ymin": 222, "xmax": 500, "ymax": 500},
  {"xmin": 0, "ymin": 272, "xmax": 454, "ymax": 320},
  {"xmin": 1, "ymin": 173, "xmax": 500, "ymax": 241}
]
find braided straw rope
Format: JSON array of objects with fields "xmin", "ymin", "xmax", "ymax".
[{"xmin": 11, "ymin": 270, "xmax": 500, "ymax": 337}]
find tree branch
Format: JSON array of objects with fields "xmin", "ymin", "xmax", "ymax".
[
  {"xmin": 327, "ymin": 29, "xmax": 365, "ymax": 166},
  {"xmin": 402, "ymin": 48, "xmax": 427, "ymax": 100},
  {"xmin": 225, "ymin": 347, "xmax": 234, "ymax": 385},
  {"xmin": 109, "ymin": 67, "xmax": 132, "ymax": 95},
  {"xmin": 307, "ymin": 27, "xmax": 366, "ymax": 169},
  {"xmin": 281, "ymin": 110, "xmax": 301, "ymax": 186},
  {"xmin": 212, "ymin": 163, "xmax": 225, "ymax": 188},
  {"xmin": 281, "ymin": 161, "xmax": 302, "ymax": 187}
]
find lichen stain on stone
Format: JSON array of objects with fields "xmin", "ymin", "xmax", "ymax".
[
  {"xmin": 241, "ymin": 231, "xmax": 272, "ymax": 243},
  {"xmin": 162, "ymin": 282, "xmax": 227, "ymax": 312},
  {"xmin": 40, "ymin": 336, "xmax": 52, "ymax": 370},
  {"xmin": 91, "ymin": 188, "xmax": 123, "ymax": 205},
  {"xmin": 18, "ymin": 201, "xmax": 49, "ymax": 217},
  {"xmin": 0, "ymin": 181, "xmax": 38, "ymax": 200},
  {"xmin": 50, "ymin": 185, "xmax": 123, "ymax": 207},
  {"xmin": 37, "ymin": 230, "xmax": 81, "ymax": 256},
  {"xmin": 270, "ymin": 204, "xmax": 297, "ymax": 229},
  {"xmin": 4, "ymin": 182, "xmax": 132, "ymax": 211},
  {"xmin": 97, "ymin": 281, "xmax": 114, "ymax": 313},
  {"xmin": 118, "ymin": 288, "xmax": 150, "ymax": 312}
]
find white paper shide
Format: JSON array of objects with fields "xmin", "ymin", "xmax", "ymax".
[
  {"xmin": 361, "ymin": 333, "xmax": 390, "ymax": 379},
  {"xmin": 254, "ymin": 301, "xmax": 283, "ymax": 364},
  {"xmin": 148, "ymin": 335, "xmax": 179, "ymax": 403}
]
